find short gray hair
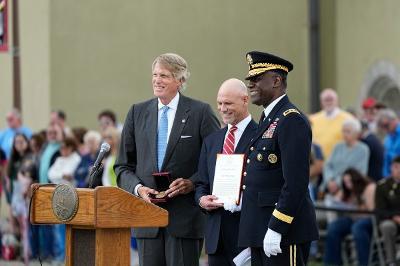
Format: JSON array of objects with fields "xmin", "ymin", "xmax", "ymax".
[
  {"xmin": 152, "ymin": 53, "xmax": 190, "ymax": 90},
  {"xmin": 377, "ymin": 109, "xmax": 398, "ymax": 122},
  {"xmin": 83, "ymin": 130, "xmax": 101, "ymax": 144},
  {"xmin": 342, "ymin": 118, "xmax": 362, "ymax": 134}
]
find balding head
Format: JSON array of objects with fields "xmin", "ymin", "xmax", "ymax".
[
  {"xmin": 6, "ymin": 108, "xmax": 22, "ymax": 129},
  {"xmin": 320, "ymin": 88, "xmax": 339, "ymax": 113},
  {"xmin": 217, "ymin": 78, "xmax": 249, "ymax": 125}
]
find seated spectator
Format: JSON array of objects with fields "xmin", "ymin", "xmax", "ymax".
[
  {"xmin": 101, "ymin": 127, "xmax": 120, "ymax": 186},
  {"xmin": 324, "ymin": 169, "xmax": 376, "ymax": 266},
  {"xmin": 360, "ymin": 120, "xmax": 384, "ymax": 182},
  {"xmin": 378, "ymin": 109, "xmax": 400, "ymax": 178},
  {"xmin": 322, "ymin": 119, "xmax": 370, "ymax": 196},
  {"xmin": 48, "ymin": 137, "xmax": 81, "ymax": 185},
  {"xmin": 74, "ymin": 130, "xmax": 101, "ymax": 188},
  {"xmin": 375, "ymin": 156, "xmax": 400, "ymax": 266}
]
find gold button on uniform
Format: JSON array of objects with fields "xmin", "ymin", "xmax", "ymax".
[
  {"xmin": 242, "ymin": 185, "xmax": 246, "ymax": 190},
  {"xmin": 247, "ymin": 159, "xmax": 250, "ymax": 164},
  {"xmin": 250, "ymin": 147, "xmax": 254, "ymax": 151},
  {"xmin": 243, "ymin": 172, "xmax": 247, "ymax": 176},
  {"xmin": 257, "ymin": 153, "xmax": 263, "ymax": 162}
]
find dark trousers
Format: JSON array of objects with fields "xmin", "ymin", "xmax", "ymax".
[
  {"xmin": 251, "ymin": 243, "xmax": 310, "ymax": 266},
  {"xmin": 136, "ymin": 228, "xmax": 202, "ymax": 266},
  {"xmin": 208, "ymin": 232, "xmax": 241, "ymax": 266}
]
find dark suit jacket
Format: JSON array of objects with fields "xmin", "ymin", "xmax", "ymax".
[
  {"xmin": 238, "ymin": 95, "xmax": 319, "ymax": 247},
  {"xmin": 195, "ymin": 119, "xmax": 257, "ymax": 254},
  {"xmin": 114, "ymin": 93, "xmax": 220, "ymax": 238}
]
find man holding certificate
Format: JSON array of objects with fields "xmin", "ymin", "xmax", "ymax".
[
  {"xmin": 238, "ymin": 51, "xmax": 319, "ymax": 266},
  {"xmin": 195, "ymin": 78, "xmax": 257, "ymax": 266}
]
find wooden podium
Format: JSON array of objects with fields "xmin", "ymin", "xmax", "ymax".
[{"xmin": 30, "ymin": 185, "xmax": 168, "ymax": 266}]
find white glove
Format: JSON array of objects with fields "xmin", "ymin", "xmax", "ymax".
[
  {"xmin": 263, "ymin": 228, "xmax": 282, "ymax": 257},
  {"xmin": 222, "ymin": 197, "xmax": 241, "ymax": 213}
]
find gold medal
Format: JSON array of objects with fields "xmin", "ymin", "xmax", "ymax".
[
  {"xmin": 155, "ymin": 191, "xmax": 166, "ymax": 199},
  {"xmin": 268, "ymin": 154, "xmax": 278, "ymax": 164},
  {"xmin": 257, "ymin": 153, "xmax": 263, "ymax": 162}
]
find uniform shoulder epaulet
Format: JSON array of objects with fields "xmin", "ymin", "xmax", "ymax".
[{"xmin": 283, "ymin": 108, "xmax": 300, "ymax": 116}]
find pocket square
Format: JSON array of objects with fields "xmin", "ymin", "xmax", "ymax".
[{"xmin": 180, "ymin": 135, "xmax": 192, "ymax": 139}]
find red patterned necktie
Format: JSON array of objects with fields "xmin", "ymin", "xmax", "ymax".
[{"xmin": 222, "ymin": 125, "xmax": 238, "ymax": 154}]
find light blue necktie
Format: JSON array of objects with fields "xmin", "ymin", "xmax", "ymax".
[{"xmin": 157, "ymin": 106, "xmax": 169, "ymax": 171}]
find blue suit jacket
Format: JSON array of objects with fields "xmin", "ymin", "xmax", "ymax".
[{"xmin": 195, "ymin": 119, "xmax": 257, "ymax": 254}]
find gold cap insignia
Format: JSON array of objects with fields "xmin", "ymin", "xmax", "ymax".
[
  {"xmin": 257, "ymin": 153, "xmax": 263, "ymax": 162},
  {"xmin": 268, "ymin": 154, "xmax": 278, "ymax": 164},
  {"xmin": 247, "ymin": 54, "xmax": 253, "ymax": 65}
]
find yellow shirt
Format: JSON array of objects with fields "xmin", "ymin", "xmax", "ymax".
[{"xmin": 310, "ymin": 109, "xmax": 353, "ymax": 158}]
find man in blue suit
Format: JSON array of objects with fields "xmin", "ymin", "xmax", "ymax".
[{"xmin": 195, "ymin": 78, "xmax": 257, "ymax": 266}]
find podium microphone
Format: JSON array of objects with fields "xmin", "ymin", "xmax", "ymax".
[{"xmin": 88, "ymin": 142, "xmax": 110, "ymax": 188}]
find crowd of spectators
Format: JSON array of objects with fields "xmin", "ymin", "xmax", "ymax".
[
  {"xmin": 0, "ymin": 88, "xmax": 400, "ymax": 265},
  {"xmin": 0, "ymin": 108, "xmax": 121, "ymax": 265}
]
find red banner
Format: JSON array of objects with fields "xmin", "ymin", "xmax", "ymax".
[{"xmin": 0, "ymin": 0, "xmax": 8, "ymax": 52}]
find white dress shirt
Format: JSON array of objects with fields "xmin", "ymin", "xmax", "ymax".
[{"xmin": 224, "ymin": 115, "xmax": 252, "ymax": 150}]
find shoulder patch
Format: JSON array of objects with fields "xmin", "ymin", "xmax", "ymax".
[{"xmin": 283, "ymin": 109, "xmax": 300, "ymax": 116}]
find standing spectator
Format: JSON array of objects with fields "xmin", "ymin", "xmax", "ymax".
[
  {"xmin": 310, "ymin": 89, "xmax": 353, "ymax": 158},
  {"xmin": 5, "ymin": 134, "xmax": 31, "ymax": 207},
  {"xmin": 50, "ymin": 109, "xmax": 72, "ymax": 137},
  {"xmin": 38, "ymin": 124, "xmax": 63, "ymax": 184},
  {"xmin": 375, "ymin": 156, "xmax": 400, "ymax": 266},
  {"xmin": 0, "ymin": 108, "xmax": 32, "ymax": 159},
  {"xmin": 74, "ymin": 130, "xmax": 101, "ymax": 188},
  {"xmin": 378, "ymin": 109, "xmax": 400, "ymax": 178},
  {"xmin": 324, "ymin": 169, "xmax": 375, "ymax": 266},
  {"xmin": 28, "ymin": 133, "xmax": 45, "ymax": 259},
  {"xmin": 48, "ymin": 137, "xmax": 81, "ymax": 264},
  {"xmin": 37, "ymin": 124, "xmax": 63, "ymax": 259},
  {"xmin": 322, "ymin": 119, "xmax": 370, "ymax": 195},
  {"xmin": 361, "ymin": 97, "xmax": 379, "ymax": 133},
  {"xmin": 101, "ymin": 127, "xmax": 120, "ymax": 186},
  {"xmin": 360, "ymin": 120, "xmax": 384, "ymax": 182}
]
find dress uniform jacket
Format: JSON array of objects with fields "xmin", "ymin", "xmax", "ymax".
[{"xmin": 238, "ymin": 95, "xmax": 319, "ymax": 247}]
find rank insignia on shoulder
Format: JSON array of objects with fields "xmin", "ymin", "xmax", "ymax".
[
  {"xmin": 268, "ymin": 154, "xmax": 278, "ymax": 164},
  {"xmin": 257, "ymin": 153, "xmax": 263, "ymax": 162},
  {"xmin": 283, "ymin": 109, "xmax": 300, "ymax": 116}
]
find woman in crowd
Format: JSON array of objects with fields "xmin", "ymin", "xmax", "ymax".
[
  {"xmin": 324, "ymin": 168, "xmax": 376, "ymax": 266},
  {"xmin": 5, "ymin": 133, "xmax": 31, "ymax": 236},
  {"xmin": 74, "ymin": 130, "xmax": 101, "ymax": 188},
  {"xmin": 322, "ymin": 119, "xmax": 370, "ymax": 196}
]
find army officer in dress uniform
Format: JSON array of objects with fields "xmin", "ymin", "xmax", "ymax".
[{"xmin": 238, "ymin": 51, "xmax": 319, "ymax": 266}]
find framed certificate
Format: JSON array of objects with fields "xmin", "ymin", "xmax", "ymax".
[{"xmin": 212, "ymin": 154, "xmax": 245, "ymax": 205}]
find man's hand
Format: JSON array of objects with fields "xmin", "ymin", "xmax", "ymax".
[
  {"xmin": 263, "ymin": 228, "xmax": 282, "ymax": 257},
  {"xmin": 222, "ymin": 197, "xmax": 241, "ymax": 213},
  {"xmin": 137, "ymin": 186, "xmax": 159, "ymax": 203},
  {"xmin": 199, "ymin": 195, "xmax": 223, "ymax": 211},
  {"xmin": 165, "ymin": 178, "xmax": 194, "ymax": 198}
]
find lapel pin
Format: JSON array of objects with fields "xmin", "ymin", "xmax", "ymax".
[{"xmin": 182, "ymin": 119, "xmax": 186, "ymax": 123}]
